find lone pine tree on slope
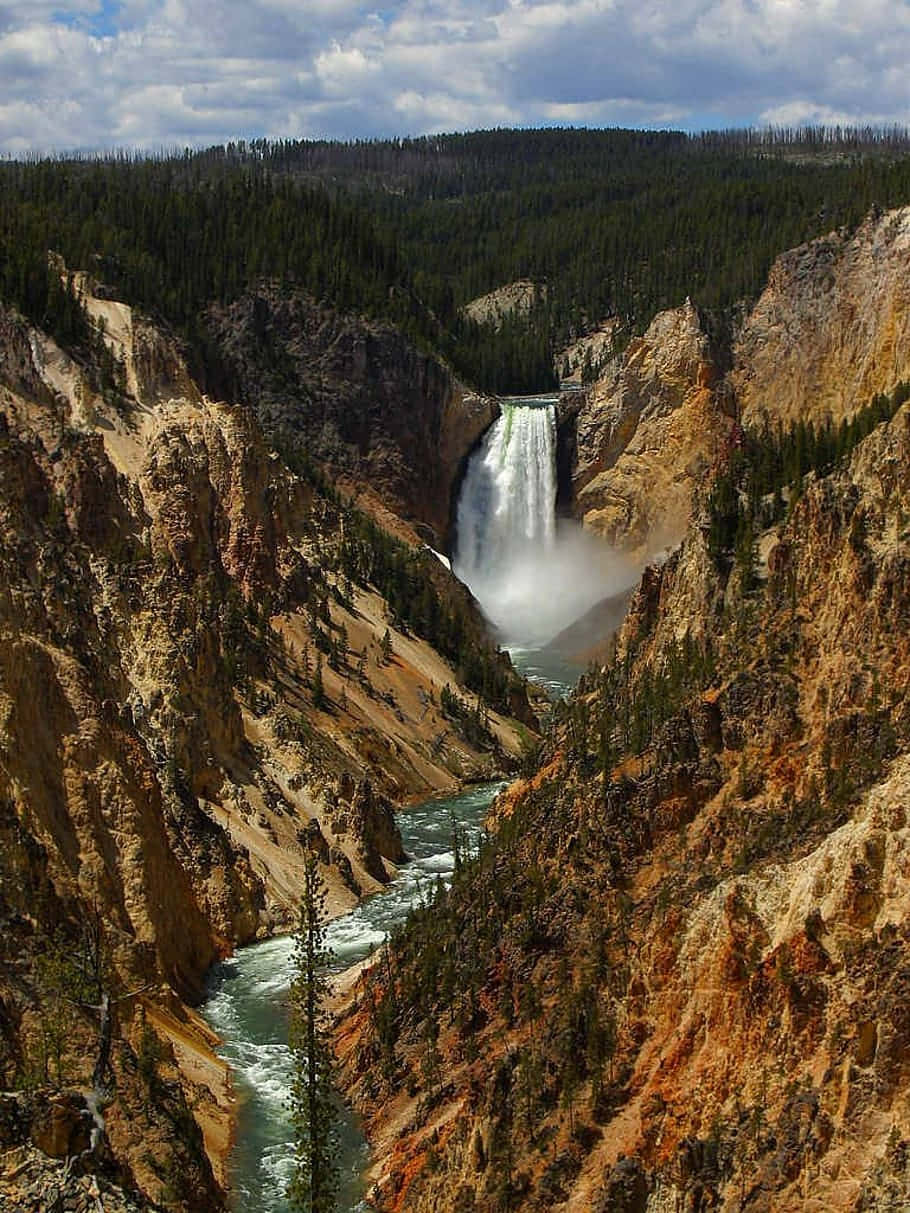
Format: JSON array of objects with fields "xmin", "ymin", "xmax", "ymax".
[{"xmin": 288, "ymin": 851, "xmax": 338, "ymax": 1213}]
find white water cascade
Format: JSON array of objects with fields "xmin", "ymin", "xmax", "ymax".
[
  {"xmin": 454, "ymin": 400, "xmax": 558, "ymax": 641},
  {"xmin": 454, "ymin": 396, "xmax": 631, "ymax": 651}
]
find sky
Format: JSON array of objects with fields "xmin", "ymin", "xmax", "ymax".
[{"xmin": 1, "ymin": 0, "xmax": 908, "ymax": 154}]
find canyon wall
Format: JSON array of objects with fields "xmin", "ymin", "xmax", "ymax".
[
  {"xmin": 733, "ymin": 206, "xmax": 910, "ymax": 430},
  {"xmin": 206, "ymin": 285, "xmax": 498, "ymax": 545},
  {"xmin": 0, "ymin": 278, "xmax": 528, "ymax": 1211},
  {"xmin": 567, "ymin": 206, "xmax": 910, "ymax": 562},
  {"xmin": 567, "ymin": 300, "xmax": 736, "ymax": 561}
]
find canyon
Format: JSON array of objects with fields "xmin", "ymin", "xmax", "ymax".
[{"xmin": 2, "ymin": 199, "xmax": 910, "ymax": 1213}]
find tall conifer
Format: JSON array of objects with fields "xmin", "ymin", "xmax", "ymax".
[{"xmin": 288, "ymin": 852, "xmax": 338, "ymax": 1213}]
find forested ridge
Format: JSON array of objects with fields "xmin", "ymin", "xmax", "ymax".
[{"xmin": 3, "ymin": 126, "xmax": 910, "ymax": 392}]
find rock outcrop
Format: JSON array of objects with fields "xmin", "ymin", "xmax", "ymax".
[
  {"xmin": 568, "ymin": 300, "xmax": 736, "ymax": 559},
  {"xmin": 462, "ymin": 280, "xmax": 546, "ymax": 329},
  {"xmin": 206, "ymin": 285, "xmax": 498, "ymax": 544},
  {"xmin": 566, "ymin": 207, "xmax": 910, "ymax": 564},
  {"xmin": 734, "ymin": 206, "xmax": 910, "ymax": 430},
  {"xmin": 556, "ymin": 319, "xmax": 621, "ymax": 385}
]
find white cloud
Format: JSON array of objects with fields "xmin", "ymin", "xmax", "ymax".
[
  {"xmin": 760, "ymin": 99, "xmax": 896, "ymax": 129},
  {"xmin": 315, "ymin": 44, "xmax": 381, "ymax": 97},
  {"xmin": 0, "ymin": 0, "xmax": 908, "ymax": 153},
  {"xmin": 392, "ymin": 88, "xmax": 517, "ymax": 132}
]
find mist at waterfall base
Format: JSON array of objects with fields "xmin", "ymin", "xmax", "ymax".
[{"xmin": 454, "ymin": 401, "xmax": 635, "ymax": 652}]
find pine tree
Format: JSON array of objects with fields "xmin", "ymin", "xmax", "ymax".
[
  {"xmin": 288, "ymin": 852, "xmax": 338, "ymax": 1213},
  {"xmin": 310, "ymin": 655, "xmax": 326, "ymax": 710},
  {"xmin": 380, "ymin": 627, "xmax": 393, "ymax": 664}
]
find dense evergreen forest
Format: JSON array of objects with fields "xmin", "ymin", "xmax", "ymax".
[{"xmin": 3, "ymin": 126, "xmax": 910, "ymax": 393}]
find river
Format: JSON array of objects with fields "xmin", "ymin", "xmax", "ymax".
[
  {"xmin": 203, "ymin": 781, "xmax": 511, "ymax": 1212},
  {"xmin": 204, "ymin": 387, "xmax": 585, "ymax": 1209}
]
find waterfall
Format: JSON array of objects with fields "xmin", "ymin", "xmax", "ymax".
[
  {"xmin": 454, "ymin": 400, "xmax": 560, "ymax": 646},
  {"xmin": 456, "ymin": 401, "xmax": 557, "ymax": 578},
  {"xmin": 453, "ymin": 397, "xmax": 634, "ymax": 651}
]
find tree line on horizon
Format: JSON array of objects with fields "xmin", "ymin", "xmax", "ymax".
[{"xmin": 3, "ymin": 125, "xmax": 910, "ymax": 393}]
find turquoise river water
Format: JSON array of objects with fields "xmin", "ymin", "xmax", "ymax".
[{"xmin": 203, "ymin": 782, "xmax": 508, "ymax": 1212}]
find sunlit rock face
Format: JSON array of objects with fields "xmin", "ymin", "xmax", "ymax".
[
  {"xmin": 566, "ymin": 207, "xmax": 910, "ymax": 565},
  {"xmin": 568, "ymin": 299, "xmax": 737, "ymax": 561},
  {"xmin": 733, "ymin": 206, "xmax": 910, "ymax": 431}
]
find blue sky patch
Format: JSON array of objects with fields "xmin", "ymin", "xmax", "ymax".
[{"xmin": 53, "ymin": 1, "xmax": 120, "ymax": 38}]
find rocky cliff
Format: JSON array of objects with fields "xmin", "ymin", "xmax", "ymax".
[
  {"xmin": 0, "ymin": 274, "xmax": 530, "ymax": 1211},
  {"xmin": 566, "ymin": 206, "xmax": 910, "ymax": 562},
  {"xmin": 567, "ymin": 300, "xmax": 737, "ymax": 560},
  {"xmin": 206, "ymin": 285, "xmax": 498, "ymax": 545},
  {"xmin": 336, "ymin": 389, "xmax": 910, "ymax": 1209},
  {"xmin": 733, "ymin": 206, "xmax": 910, "ymax": 431}
]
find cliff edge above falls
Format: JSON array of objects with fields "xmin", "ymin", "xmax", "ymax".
[
  {"xmin": 566, "ymin": 206, "xmax": 910, "ymax": 563},
  {"xmin": 568, "ymin": 299, "xmax": 736, "ymax": 561}
]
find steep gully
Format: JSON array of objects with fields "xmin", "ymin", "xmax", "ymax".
[{"xmin": 203, "ymin": 397, "xmax": 592, "ymax": 1210}]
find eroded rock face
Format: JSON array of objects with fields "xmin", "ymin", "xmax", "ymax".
[
  {"xmin": 28, "ymin": 1092, "xmax": 93, "ymax": 1158},
  {"xmin": 206, "ymin": 286, "xmax": 498, "ymax": 544},
  {"xmin": 340, "ymin": 778, "xmax": 405, "ymax": 882},
  {"xmin": 130, "ymin": 313, "xmax": 200, "ymax": 407},
  {"xmin": 140, "ymin": 398, "xmax": 307, "ymax": 597},
  {"xmin": 565, "ymin": 207, "xmax": 910, "ymax": 564},
  {"xmin": 569, "ymin": 300, "xmax": 736, "ymax": 559},
  {"xmin": 733, "ymin": 206, "xmax": 910, "ymax": 430}
]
